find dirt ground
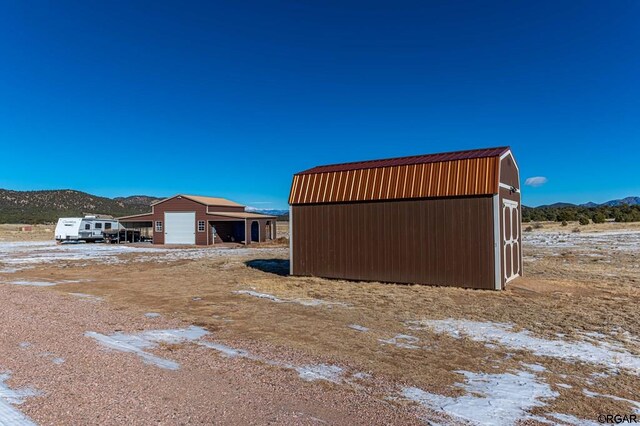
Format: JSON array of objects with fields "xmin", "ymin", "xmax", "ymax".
[{"xmin": 0, "ymin": 220, "xmax": 638, "ymax": 425}]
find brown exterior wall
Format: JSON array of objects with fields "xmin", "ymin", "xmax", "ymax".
[
  {"xmin": 151, "ymin": 197, "xmax": 209, "ymax": 245},
  {"xmin": 500, "ymin": 153, "xmax": 520, "ymax": 189},
  {"xmin": 291, "ymin": 197, "xmax": 495, "ymax": 289}
]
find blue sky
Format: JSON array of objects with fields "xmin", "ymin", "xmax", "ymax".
[{"xmin": 1, "ymin": 1, "xmax": 638, "ymax": 208}]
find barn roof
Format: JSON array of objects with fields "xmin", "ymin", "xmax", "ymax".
[
  {"xmin": 289, "ymin": 146, "xmax": 511, "ymax": 205},
  {"xmin": 151, "ymin": 194, "xmax": 244, "ymax": 208}
]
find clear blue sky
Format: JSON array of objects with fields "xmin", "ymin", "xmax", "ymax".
[{"xmin": 1, "ymin": 1, "xmax": 638, "ymax": 208}]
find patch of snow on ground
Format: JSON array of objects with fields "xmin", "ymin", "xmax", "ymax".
[
  {"xmin": 296, "ymin": 365, "xmax": 343, "ymax": 383},
  {"xmin": 583, "ymin": 389, "xmax": 640, "ymax": 413},
  {"xmin": 144, "ymin": 313, "xmax": 161, "ymax": 318},
  {"xmin": 86, "ymin": 326, "xmax": 348, "ymax": 384},
  {"xmin": 68, "ymin": 293, "xmax": 103, "ymax": 301},
  {"xmin": 85, "ymin": 326, "xmax": 208, "ymax": 370},
  {"xmin": 198, "ymin": 341, "xmax": 345, "ymax": 384},
  {"xmin": 0, "ymin": 241, "xmax": 287, "ymax": 268},
  {"xmin": 523, "ymin": 230, "xmax": 640, "ymax": 252},
  {"xmin": 379, "ymin": 334, "xmax": 420, "ymax": 350},
  {"xmin": 402, "ymin": 370, "xmax": 559, "ymax": 426},
  {"xmin": 522, "ymin": 363, "xmax": 546, "ymax": 372},
  {"xmin": 234, "ymin": 289, "xmax": 349, "ymax": 308},
  {"xmin": 0, "ymin": 372, "xmax": 39, "ymax": 426},
  {"xmin": 408, "ymin": 319, "xmax": 640, "ymax": 375},
  {"xmin": 5, "ymin": 280, "xmax": 57, "ymax": 287},
  {"xmin": 348, "ymin": 324, "xmax": 369, "ymax": 332},
  {"xmin": 545, "ymin": 413, "xmax": 599, "ymax": 426},
  {"xmin": 233, "ymin": 290, "xmax": 283, "ymax": 302}
]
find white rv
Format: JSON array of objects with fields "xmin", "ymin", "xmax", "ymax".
[{"xmin": 54, "ymin": 216, "xmax": 119, "ymax": 243}]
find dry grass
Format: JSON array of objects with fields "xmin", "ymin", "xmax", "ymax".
[
  {"xmin": 0, "ymin": 224, "xmax": 54, "ymax": 242},
  {"xmin": 2, "ymin": 221, "xmax": 639, "ymax": 421}
]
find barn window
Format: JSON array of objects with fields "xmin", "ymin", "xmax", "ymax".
[
  {"xmin": 85, "ymin": 224, "xmax": 90, "ymax": 230},
  {"xmin": 198, "ymin": 220, "xmax": 205, "ymax": 232},
  {"xmin": 155, "ymin": 221, "xmax": 163, "ymax": 232},
  {"xmin": 105, "ymin": 223, "xmax": 112, "ymax": 230},
  {"xmin": 95, "ymin": 223, "xmax": 102, "ymax": 229}
]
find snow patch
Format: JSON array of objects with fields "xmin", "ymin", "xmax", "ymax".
[
  {"xmin": 198, "ymin": 341, "xmax": 345, "ymax": 384},
  {"xmin": 347, "ymin": 324, "xmax": 369, "ymax": 332},
  {"xmin": 69, "ymin": 293, "xmax": 103, "ymax": 301},
  {"xmin": 401, "ymin": 370, "xmax": 559, "ymax": 426},
  {"xmin": 409, "ymin": 319, "xmax": 640, "ymax": 374},
  {"xmin": 583, "ymin": 389, "xmax": 640, "ymax": 413},
  {"xmin": 0, "ymin": 372, "xmax": 38, "ymax": 426},
  {"xmin": 546, "ymin": 412, "xmax": 599, "ymax": 426},
  {"xmin": 233, "ymin": 290, "xmax": 349, "ymax": 308},
  {"xmin": 233, "ymin": 290, "xmax": 282, "ymax": 302},
  {"xmin": 379, "ymin": 334, "xmax": 421, "ymax": 350},
  {"xmin": 144, "ymin": 313, "xmax": 161, "ymax": 318},
  {"xmin": 85, "ymin": 326, "xmax": 208, "ymax": 370},
  {"xmin": 5, "ymin": 280, "xmax": 57, "ymax": 287},
  {"xmin": 296, "ymin": 364, "xmax": 343, "ymax": 383}
]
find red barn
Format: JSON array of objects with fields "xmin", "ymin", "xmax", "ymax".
[{"xmin": 119, "ymin": 195, "xmax": 276, "ymax": 246}]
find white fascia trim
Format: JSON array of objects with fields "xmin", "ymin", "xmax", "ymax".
[
  {"xmin": 493, "ymin": 194, "xmax": 502, "ymax": 290},
  {"xmin": 499, "ymin": 150, "xmax": 520, "ymax": 174},
  {"xmin": 499, "ymin": 182, "xmax": 520, "ymax": 192}
]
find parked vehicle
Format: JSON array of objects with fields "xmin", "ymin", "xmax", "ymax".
[{"xmin": 54, "ymin": 216, "xmax": 119, "ymax": 243}]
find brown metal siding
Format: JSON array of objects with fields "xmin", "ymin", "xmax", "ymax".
[
  {"xmin": 152, "ymin": 197, "xmax": 209, "ymax": 245},
  {"xmin": 289, "ymin": 157, "xmax": 500, "ymax": 204},
  {"xmin": 500, "ymin": 153, "xmax": 520, "ymax": 189},
  {"xmin": 292, "ymin": 197, "xmax": 495, "ymax": 289}
]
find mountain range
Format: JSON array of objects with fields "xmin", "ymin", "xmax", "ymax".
[
  {"xmin": 0, "ymin": 189, "xmax": 162, "ymax": 223},
  {"xmin": 535, "ymin": 197, "xmax": 640, "ymax": 209}
]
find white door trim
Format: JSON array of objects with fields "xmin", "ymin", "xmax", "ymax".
[{"xmin": 502, "ymin": 199, "xmax": 520, "ymax": 284}]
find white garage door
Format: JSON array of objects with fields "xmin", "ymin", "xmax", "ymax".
[{"xmin": 165, "ymin": 212, "xmax": 196, "ymax": 244}]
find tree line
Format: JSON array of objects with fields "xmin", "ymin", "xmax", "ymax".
[{"xmin": 522, "ymin": 204, "xmax": 640, "ymax": 224}]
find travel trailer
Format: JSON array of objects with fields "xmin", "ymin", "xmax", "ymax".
[{"xmin": 54, "ymin": 216, "xmax": 119, "ymax": 243}]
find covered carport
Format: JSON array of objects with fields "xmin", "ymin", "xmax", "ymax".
[
  {"xmin": 207, "ymin": 211, "xmax": 277, "ymax": 245},
  {"xmin": 117, "ymin": 213, "xmax": 154, "ymax": 242}
]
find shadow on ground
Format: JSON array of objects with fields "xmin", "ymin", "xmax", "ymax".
[{"xmin": 245, "ymin": 259, "xmax": 290, "ymax": 276}]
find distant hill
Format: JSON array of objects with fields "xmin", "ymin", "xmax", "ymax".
[
  {"xmin": 535, "ymin": 197, "xmax": 640, "ymax": 208},
  {"xmin": 0, "ymin": 189, "xmax": 160, "ymax": 224},
  {"xmin": 536, "ymin": 202, "xmax": 577, "ymax": 209},
  {"xmin": 114, "ymin": 195, "xmax": 164, "ymax": 206},
  {"xmin": 524, "ymin": 195, "xmax": 640, "ymax": 223},
  {"xmin": 599, "ymin": 196, "xmax": 640, "ymax": 207}
]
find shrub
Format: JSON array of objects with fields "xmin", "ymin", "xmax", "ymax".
[
  {"xmin": 578, "ymin": 216, "xmax": 590, "ymax": 226},
  {"xmin": 524, "ymin": 226, "xmax": 533, "ymax": 232},
  {"xmin": 592, "ymin": 213, "xmax": 606, "ymax": 224},
  {"xmin": 533, "ymin": 222, "xmax": 543, "ymax": 229},
  {"xmin": 572, "ymin": 227, "xmax": 581, "ymax": 233},
  {"xmin": 561, "ymin": 220, "xmax": 568, "ymax": 226}
]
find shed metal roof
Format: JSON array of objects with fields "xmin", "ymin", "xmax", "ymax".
[
  {"xmin": 289, "ymin": 146, "xmax": 510, "ymax": 205},
  {"xmin": 151, "ymin": 194, "xmax": 244, "ymax": 208}
]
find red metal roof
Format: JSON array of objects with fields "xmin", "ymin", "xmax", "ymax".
[
  {"xmin": 289, "ymin": 146, "xmax": 511, "ymax": 205},
  {"xmin": 296, "ymin": 146, "xmax": 510, "ymax": 175}
]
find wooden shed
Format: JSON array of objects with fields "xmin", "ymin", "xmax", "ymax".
[
  {"xmin": 119, "ymin": 195, "xmax": 276, "ymax": 246},
  {"xmin": 288, "ymin": 147, "xmax": 521, "ymax": 290}
]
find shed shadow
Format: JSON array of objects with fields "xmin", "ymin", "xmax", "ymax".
[{"xmin": 245, "ymin": 259, "xmax": 290, "ymax": 277}]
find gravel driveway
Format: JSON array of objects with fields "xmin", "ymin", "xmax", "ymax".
[{"xmin": 0, "ymin": 284, "xmax": 418, "ymax": 425}]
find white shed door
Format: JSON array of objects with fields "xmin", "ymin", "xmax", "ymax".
[{"xmin": 165, "ymin": 212, "xmax": 196, "ymax": 244}]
